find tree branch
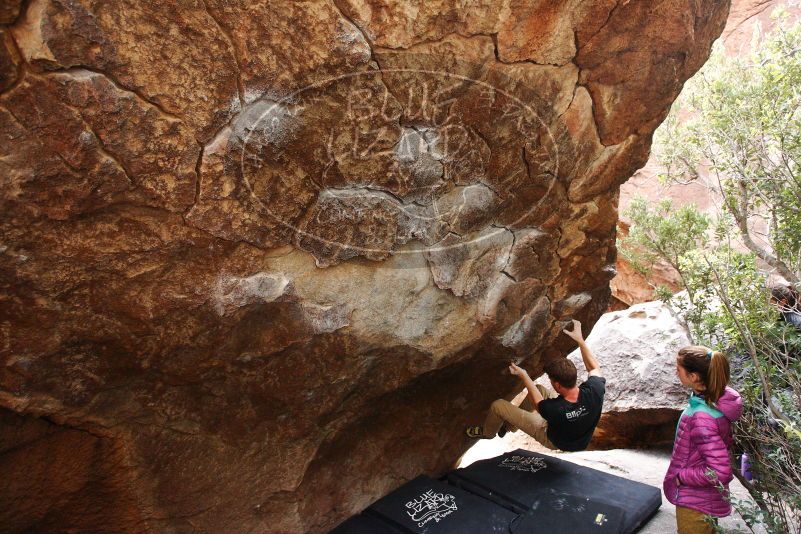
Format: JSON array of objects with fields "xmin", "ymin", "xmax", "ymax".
[{"xmin": 731, "ymin": 179, "xmax": 799, "ymax": 284}]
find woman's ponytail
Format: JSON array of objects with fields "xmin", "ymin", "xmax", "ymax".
[{"xmin": 706, "ymin": 351, "xmax": 730, "ymax": 404}]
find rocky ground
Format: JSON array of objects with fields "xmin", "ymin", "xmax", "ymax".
[{"xmin": 459, "ymin": 432, "xmax": 760, "ymax": 533}]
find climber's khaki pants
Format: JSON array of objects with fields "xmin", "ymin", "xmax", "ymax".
[{"xmin": 481, "ymin": 384, "xmax": 559, "ymax": 449}]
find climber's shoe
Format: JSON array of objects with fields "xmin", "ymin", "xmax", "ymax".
[{"xmin": 465, "ymin": 425, "xmax": 487, "ymax": 439}]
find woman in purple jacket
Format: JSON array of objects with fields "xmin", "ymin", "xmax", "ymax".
[{"xmin": 664, "ymin": 346, "xmax": 743, "ymax": 534}]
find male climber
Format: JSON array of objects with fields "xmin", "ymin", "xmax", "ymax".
[{"xmin": 465, "ymin": 319, "xmax": 605, "ymax": 452}]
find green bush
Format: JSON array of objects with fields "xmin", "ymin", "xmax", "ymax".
[{"xmin": 621, "ymin": 15, "xmax": 801, "ymax": 533}]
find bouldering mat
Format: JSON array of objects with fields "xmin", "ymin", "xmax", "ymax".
[
  {"xmin": 510, "ymin": 494, "xmax": 625, "ymax": 533},
  {"xmin": 330, "ymin": 512, "xmax": 404, "ymax": 533},
  {"xmin": 447, "ymin": 449, "xmax": 661, "ymax": 534},
  {"xmin": 364, "ymin": 475, "xmax": 518, "ymax": 533}
]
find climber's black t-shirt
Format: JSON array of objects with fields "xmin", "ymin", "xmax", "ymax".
[{"xmin": 538, "ymin": 376, "xmax": 606, "ymax": 452}]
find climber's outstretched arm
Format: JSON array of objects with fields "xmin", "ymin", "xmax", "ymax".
[{"xmin": 562, "ymin": 319, "xmax": 602, "ymax": 377}]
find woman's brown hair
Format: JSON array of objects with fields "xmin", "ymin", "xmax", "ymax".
[{"xmin": 677, "ymin": 345, "xmax": 731, "ymax": 405}]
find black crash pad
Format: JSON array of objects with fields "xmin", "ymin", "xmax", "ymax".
[
  {"xmin": 329, "ymin": 513, "xmax": 403, "ymax": 534},
  {"xmin": 510, "ymin": 494, "xmax": 625, "ymax": 534},
  {"xmin": 447, "ymin": 449, "xmax": 661, "ymax": 534},
  {"xmin": 364, "ymin": 475, "xmax": 518, "ymax": 533}
]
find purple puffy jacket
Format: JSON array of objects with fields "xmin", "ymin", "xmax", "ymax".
[{"xmin": 663, "ymin": 387, "xmax": 743, "ymax": 517}]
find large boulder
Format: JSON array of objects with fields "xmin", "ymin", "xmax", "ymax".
[{"xmin": 0, "ymin": 1, "xmax": 728, "ymax": 532}]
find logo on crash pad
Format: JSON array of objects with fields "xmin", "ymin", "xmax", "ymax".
[
  {"xmin": 405, "ymin": 489, "xmax": 458, "ymax": 527},
  {"xmin": 499, "ymin": 455, "xmax": 548, "ymax": 473}
]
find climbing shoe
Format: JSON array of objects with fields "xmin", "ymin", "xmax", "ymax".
[
  {"xmin": 497, "ymin": 424, "xmax": 508, "ymax": 438},
  {"xmin": 465, "ymin": 425, "xmax": 486, "ymax": 439}
]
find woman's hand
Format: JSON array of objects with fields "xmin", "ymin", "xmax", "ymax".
[
  {"xmin": 562, "ymin": 319, "xmax": 584, "ymax": 343},
  {"xmin": 508, "ymin": 362, "xmax": 530, "ymax": 380}
]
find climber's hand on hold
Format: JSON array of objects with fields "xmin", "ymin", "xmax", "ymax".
[
  {"xmin": 562, "ymin": 319, "xmax": 584, "ymax": 343},
  {"xmin": 563, "ymin": 319, "xmax": 602, "ymax": 377},
  {"xmin": 509, "ymin": 362, "xmax": 543, "ymax": 410},
  {"xmin": 508, "ymin": 361, "xmax": 530, "ymax": 381}
]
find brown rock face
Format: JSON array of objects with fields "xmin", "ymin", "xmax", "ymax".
[
  {"xmin": 0, "ymin": 1, "xmax": 728, "ymax": 532},
  {"xmin": 0, "ymin": 408, "xmax": 147, "ymax": 533}
]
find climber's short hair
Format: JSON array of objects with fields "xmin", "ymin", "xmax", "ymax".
[{"xmin": 544, "ymin": 358, "xmax": 577, "ymax": 388}]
